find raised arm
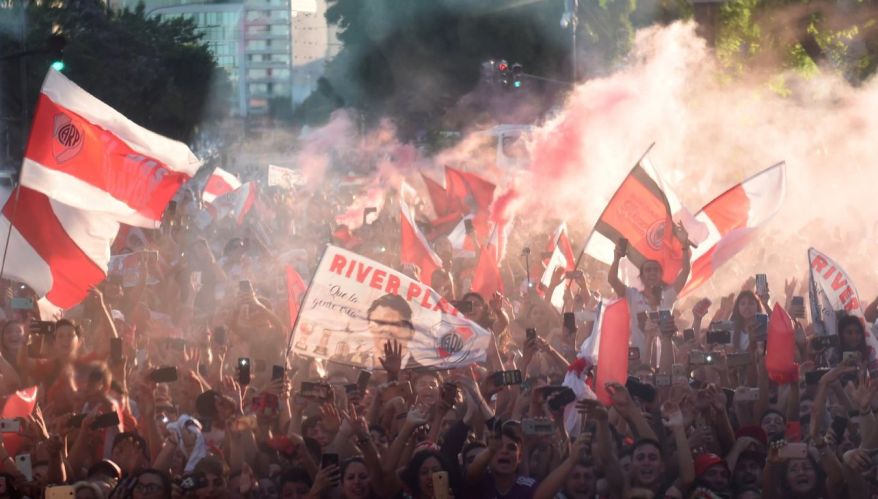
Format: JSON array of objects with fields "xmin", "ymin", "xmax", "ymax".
[
  {"xmin": 671, "ymin": 225, "xmax": 692, "ymax": 294},
  {"xmin": 608, "ymin": 241, "xmax": 628, "ymax": 299},
  {"xmin": 606, "ymin": 382, "xmax": 657, "ymax": 441},
  {"xmin": 534, "ymin": 434, "xmax": 589, "ymax": 499}
]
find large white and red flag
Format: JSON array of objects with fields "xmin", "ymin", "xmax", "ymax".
[
  {"xmin": 445, "ymin": 166, "xmax": 496, "ymax": 214},
  {"xmin": 540, "ymin": 223, "xmax": 576, "ymax": 309},
  {"xmin": 196, "ymin": 181, "xmax": 258, "ymax": 228},
  {"xmin": 20, "ymin": 70, "xmax": 201, "ymax": 227},
  {"xmin": 400, "ymin": 199, "xmax": 443, "ymax": 286},
  {"xmin": 202, "ymin": 168, "xmax": 241, "ymax": 204},
  {"xmin": 583, "ymin": 153, "xmax": 693, "ymax": 284},
  {"xmin": 0, "ymin": 186, "xmax": 118, "ymax": 314},
  {"xmin": 680, "ymin": 163, "xmax": 786, "ymax": 295}
]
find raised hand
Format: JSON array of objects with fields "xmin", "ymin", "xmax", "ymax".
[
  {"xmin": 406, "ymin": 405, "xmax": 430, "ymax": 427},
  {"xmin": 379, "ymin": 340, "xmax": 403, "ymax": 378},
  {"xmin": 660, "ymin": 401, "xmax": 684, "ymax": 428},
  {"xmin": 320, "ymin": 403, "xmax": 341, "ymax": 434},
  {"xmin": 605, "ymin": 382, "xmax": 634, "ymax": 414}
]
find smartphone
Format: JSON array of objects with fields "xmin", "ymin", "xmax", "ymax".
[
  {"xmin": 301, "ymin": 382, "xmax": 331, "ymax": 400},
  {"xmin": 464, "ymin": 219, "xmax": 474, "ymax": 234},
  {"xmin": 777, "ymin": 442, "xmax": 808, "ymax": 460},
  {"xmin": 563, "ymin": 312, "xmax": 577, "ymax": 334},
  {"xmin": 9, "ymin": 297, "xmax": 33, "ymax": 310},
  {"xmin": 755, "ymin": 274, "xmax": 768, "ymax": 296},
  {"xmin": 521, "ymin": 418, "xmax": 556, "ymax": 436},
  {"xmin": 737, "ymin": 388, "xmax": 760, "ymax": 402},
  {"xmin": 149, "ymin": 366, "xmax": 179, "ymax": 383},
  {"xmin": 842, "ymin": 351, "xmax": 862, "ymax": 364},
  {"xmin": 321, "ymin": 453, "xmax": 340, "ymax": 484},
  {"xmin": 0, "ymin": 419, "xmax": 20, "ymax": 433},
  {"xmin": 689, "ymin": 351, "xmax": 709, "ymax": 366},
  {"xmin": 727, "ymin": 352, "xmax": 753, "ymax": 368},
  {"xmin": 180, "ymin": 472, "xmax": 208, "ymax": 492},
  {"xmin": 791, "ymin": 296, "xmax": 805, "ymax": 318},
  {"xmin": 526, "ymin": 328, "xmax": 537, "ymax": 341},
  {"xmin": 110, "ymin": 338, "xmax": 123, "ymax": 363},
  {"xmin": 547, "ymin": 387, "xmax": 576, "ymax": 411},
  {"xmin": 565, "ymin": 270, "xmax": 583, "ymax": 279},
  {"xmin": 811, "ymin": 335, "xmax": 838, "ymax": 350},
  {"xmin": 66, "ymin": 414, "xmax": 85, "ymax": 429},
  {"xmin": 357, "ymin": 370, "xmax": 371, "ymax": 392},
  {"xmin": 452, "ymin": 300, "xmax": 472, "ymax": 314},
  {"xmin": 91, "ymin": 412, "xmax": 120, "ymax": 430},
  {"xmin": 29, "ymin": 321, "xmax": 55, "ymax": 335},
  {"xmin": 683, "ymin": 328, "xmax": 695, "ymax": 343},
  {"xmin": 625, "ymin": 376, "xmax": 657, "ymax": 403},
  {"xmin": 830, "ymin": 416, "xmax": 848, "ymax": 440},
  {"xmin": 45, "ymin": 485, "xmax": 75, "ymax": 499},
  {"xmin": 238, "ymin": 358, "xmax": 251, "ymax": 386},
  {"xmin": 238, "ymin": 280, "xmax": 253, "ymax": 295},
  {"xmin": 628, "ymin": 347, "xmax": 641, "ymax": 361},
  {"xmin": 658, "ymin": 310, "xmax": 676, "ymax": 333},
  {"xmin": 805, "ymin": 368, "xmax": 830, "ymax": 385},
  {"xmin": 617, "ymin": 238, "xmax": 629, "ymax": 255},
  {"xmin": 655, "ymin": 374, "xmax": 671, "ymax": 387},
  {"xmin": 432, "ymin": 471, "xmax": 450, "ymax": 499},
  {"xmin": 492, "ymin": 370, "xmax": 523, "ymax": 386},
  {"xmin": 14, "ymin": 454, "xmax": 31, "ymax": 481},
  {"xmin": 755, "ymin": 314, "xmax": 769, "ymax": 341},
  {"xmin": 706, "ymin": 330, "xmax": 732, "ymax": 345},
  {"xmin": 344, "ymin": 384, "xmax": 361, "ymax": 399},
  {"xmin": 271, "ymin": 365, "xmax": 285, "ymax": 382},
  {"xmin": 441, "ymin": 382, "xmax": 458, "ymax": 406}
]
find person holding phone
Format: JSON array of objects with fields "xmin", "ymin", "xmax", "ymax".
[
  {"xmin": 398, "ymin": 450, "xmax": 460, "ymax": 499},
  {"xmin": 730, "ymin": 291, "xmax": 767, "ymax": 353},
  {"xmin": 608, "ymin": 230, "xmax": 692, "ymax": 365},
  {"xmin": 828, "ymin": 315, "xmax": 875, "ymax": 369}
]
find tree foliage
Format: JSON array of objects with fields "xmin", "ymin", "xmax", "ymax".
[{"xmin": 0, "ymin": 0, "xmax": 229, "ymax": 167}]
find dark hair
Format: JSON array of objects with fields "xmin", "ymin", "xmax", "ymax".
[
  {"xmin": 128, "ymin": 468, "xmax": 173, "ymax": 497},
  {"xmin": 461, "ymin": 292, "xmax": 492, "ymax": 328},
  {"xmin": 837, "ymin": 315, "xmax": 867, "ymax": 351},
  {"xmin": 632, "ymin": 438, "xmax": 664, "ymax": 458},
  {"xmin": 112, "ymin": 432, "xmax": 149, "ymax": 461},
  {"xmin": 195, "ymin": 390, "xmax": 221, "ymax": 419},
  {"xmin": 193, "ymin": 455, "xmax": 226, "ymax": 478},
  {"xmin": 730, "ymin": 291, "xmax": 765, "ymax": 332},
  {"xmin": 279, "ymin": 467, "xmax": 312, "ymax": 489},
  {"xmin": 779, "ymin": 455, "xmax": 825, "ymax": 495},
  {"xmin": 462, "ymin": 441, "xmax": 487, "ymax": 460},
  {"xmin": 302, "ymin": 415, "xmax": 323, "ymax": 435},
  {"xmin": 341, "ymin": 456, "xmax": 368, "ymax": 479},
  {"xmin": 637, "ymin": 259, "xmax": 662, "ymax": 277},
  {"xmin": 367, "ymin": 293, "xmax": 413, "ymax": 327},
  {"xmin": 400, "ymin": 450, "xmax": 457, "ymax": 499},
  {"xmin": 55, "ymin": 318, "xmax": 82, "ymax": 337},
  {"xmin": 0, "ymin": 321, "xmax": 22, "ymax": 352}
]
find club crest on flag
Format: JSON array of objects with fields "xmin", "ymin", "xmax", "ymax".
[
  {"xmin": 52, "ymin": 114, "xmax": 83, "ymax": 162},
  {"xmin": 646, "ymin": 219, "xmax": 667, "ymax": 250},
  {"xmin": 432, "ymin": 321, "xmax": 474, "ymax": 358}
]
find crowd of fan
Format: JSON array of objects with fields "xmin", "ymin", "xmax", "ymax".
[{"xmin": 0, "ymin": 181, "xmax": 874, "ymax": 499}]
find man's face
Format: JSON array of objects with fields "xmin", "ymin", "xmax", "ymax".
[
  {"xmin": 369, "ymin": 305, "xmax": 413, "ymax": 354},
  {"xmin": 734, "ymin": 457, "xmax": 763, "ymax": 489},
  {"xmin": 631, "ymin": 443, "xmax": 663, "ymax": 487},
  {"xmin": 489, "ymin": 435, "xmax": 521, "ymax": 476}
]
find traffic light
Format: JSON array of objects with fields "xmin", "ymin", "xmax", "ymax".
[
  {"xmin": 511, "ymin": 63, "xmax": 523, "ymax": 89},
  {"xmin": 496, "ymin": 59, "xmax": 510, "ymax": 88},
  {"xmin": 47, "ymin": 34, "xmax": 66, "ymax": 72}
]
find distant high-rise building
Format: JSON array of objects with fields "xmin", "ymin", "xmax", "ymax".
[{"xmin": 290, "ymin": 0, "xmax": 340, "ymax": 104}]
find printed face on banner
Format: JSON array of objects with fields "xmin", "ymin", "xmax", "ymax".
[{"xmin": 290, "ymin": 245, "xmax": 491, "ymax": 370}]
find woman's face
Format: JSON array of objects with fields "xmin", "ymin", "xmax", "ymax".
[
  {"xmin": 841, "ymin": 324, "xmax": 863, "ymax": 349},
  {"xmin": 414, "ymin": 375, "xmax": 440, "ymax": 406},
  {"xmin": 640, "ymin": 261, "xmax": 663, "ymax": 288},
  {"xmin": 631, "ymin": 443, "xmax": 663, "ymax": 487},
  {"xmin": 2, "ymin": 322, "xmax": 25, "ymax": 352},
  {"xmin": 737, "ymin": 296, "xmax": 759, "ymax": 321},
  {"xmin": 785, "ymin": 458, "xmax": 817, "ymax": 494},
  {"xmin": 418, "ymin": 456, "xmax": 443, "ymax": 499},
  {"xmin": 53, "ymin": 324, "xmax": 79, "ymax": 359},
  {"xmin": 342, "ymin": 461, "xmax": 370, "ymax": 499},
  {"xmin": 701, "ymin": 465, "xmax": 730, "ymax": 492},
  {"xmin": 133, "ymin": 472, "xmax": 166, "ymax": 499},
  {"xmin": 761, "ymin": 412, "xmax": 785, "ymax": 437}
]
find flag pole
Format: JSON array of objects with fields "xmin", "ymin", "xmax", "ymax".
[
  {"xmin": 573, "ymin": 142, "xmax": 656, "ymax": 270},
  {"xmin": 0, "ymin": 180, "xmax": 22, "ymax": 282}
]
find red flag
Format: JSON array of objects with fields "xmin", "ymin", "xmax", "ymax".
[
  {"xmin": 681, "ymin": 163, "xmax": 785, "ymax": 296},
  {"xmin": 20, "ymin": 70, "xmax": 200, "ymax": 228},
  {"xmin": 445, "ymin": 166, "xmax": 496, "ymax": 213},
  {"xmin": 285, "ymin": 265, "xmax": 307, "ymax": 326},
  {"xmin": 400, "ymin": 200, "xmax": 442, "ymax": 286},
  {"xmin": 0, "ymin": 186, "xmax": 118, "ymax": 312},
  {"xmin": 421, "ymin": 172, "xmax": 453, "ymax": 218},
  {"xmin": 765, "ymin": 304, "xmax": 798, "ymax": 385},
  {"xmin": 595, "ymin": 299, "xmax": 630, "ymax": 405},
  {"xmin": 1, "ymin": 387, "xmax": 37, "ymax": 456},
  {"xmin": 584, "ymin": 158, "xmax": 683, "ymax": 284},
  {"xmin": 203, "ymin": 168, "xmax": 242, "ymax": 204},
  {"xmin": 470, "ymin": 243, "xmax": 503, "ymax": 299}
]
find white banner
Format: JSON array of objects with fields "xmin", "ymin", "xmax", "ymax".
[
  {"xmin": 289, "ymin": 245, "xmax": 492, "ymax": 369},
  {"xmin": 268, "ymin": 165, "xmax": 303, "ymax": 189},
  {"xmin": 108, "ymin": 251, "xmax": 158, "ymax": 288},
  {"xmin": 808, "ymin": 247, "xmax": 865, "ymax": 336}
]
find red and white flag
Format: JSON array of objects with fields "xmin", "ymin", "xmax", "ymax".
[
  {"xmin": 470, "ymin": 225, "xmax": 508, "ymax": 299},
  {"xmin": 20, "ymin": 70, "xmax": 201, "ymax": 228},
  {"xmin": 540, "ymin": 223, "xmax": 576, "ymax": 309},
  {"xmin": 0, "ymin": 186, "xmax": 118, "ymax": 314},
  {"xmin": 445, "ymin": 166, "xmax": 496, "ymax": 214},
  {"xmin": 202, "ymin": 168, "xmax": 241, "ymax": 204},
  {"xmin": 681, "ymin": 163, "xmax": 786, "ymax": 295},
  {"xmin": 584, "ymin": 154, "xmax": 693, "ymax": 285},
  {"xmin": 400, "ymin": 200, "xmax": 443, "ymax": 286},
  {"xmin": 421, "ymin": 171, "xmax": 453, "ymax": 219},
  {"xmin": 591, "ymin": 299, "xmax": 631, "ymax": 405},
  {"xmin": 197, "ymin": 182, "xmax": 257, "ymax": 228},
  {"xmin": 285, "ymin": 265, "xmax": 307, "ymax": 327}
]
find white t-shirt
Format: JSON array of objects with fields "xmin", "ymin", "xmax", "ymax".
[{"xmin": 625, "ymin": 286, "xmax": 678, "ymax": 365}]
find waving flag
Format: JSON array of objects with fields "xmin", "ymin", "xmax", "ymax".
[
  {"xmin": 19, "ymin": 70, "xmax": 201, "ymax": 228},
  {"xmin": 400, "ymin": 200, "xmax": 443, "ymax": 286},
  {"xmin": 445, "ymin": 166, "xmax": 496, "ymax": 214},
  {"xmin": 583, "ymin": 153, "xmax": 689, "ymax": 284},
  {"xmin": 765, "ymin": 304, "xmax": 798, "ymax": 384},
  {"xmin": 470, "ymin": 229, "xmax": 505, "ymax": 299},
  {"xmin": 808, "ymin": 248, "xmax": 866, "ymax": 329},
  {"xmin": 285, "ymin": 265, "xmax": 307, "ymax": 326},
  {"xmin": 593, "ymin": 299, "xmax": 631, "ymax": 405},
  {"xmin": 0, "ymin": 186, "xmax": 118, "ymax": 313},
  {"xmin": 540, "ymin": 223, "xmax": 576, "ymax": 309},
  {"xmin": 202, "ymin": 168, "xmax": 241, "ymax": 204},
  {"xmin": 421, "ymin": 172, "xmax": 453, "ymax": 219},
  {"xmin": 196, "ymin": 182, "xmax": 257, "ymax": 228},
  {"xmin": 681, "ymin": 163, "xmax": 786, "ymax": 295}
]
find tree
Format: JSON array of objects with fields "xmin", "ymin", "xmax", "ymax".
[{"xmin": 0, "ymin": 0, "xmax": 229, "ymax": 167}]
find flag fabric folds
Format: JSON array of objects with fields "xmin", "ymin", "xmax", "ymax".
[
  {"xmin": 594, "ymin": 299, "xmax": 631, "ymax": 405},
  {"xmin": 681, "ymin": 163, "xmax": 786, "ymax": 295},
  {"xmin": 400, "ymin": 200, "xmax": 443, "ymax": 286},
  {"xmin": 202, "ymin": 168, "xmax": 242, "ymax": 204},
  {"xmin": 285, "ymin": 265, "xmax": 307, "ymax": 327},
  {"xmin": 764, "ymin": 304, "xmax": 798, "ymax": 385},
  {"xmin": 540, "ymin": 223, "xmax": 576, "ymax": 309},
  {"xmin": 0, "ymin": 186, "xmax": 118, "ymax": 313},
  {"xmin": 20, "ymin": 70, "xmax": 201, "ymax": 228}
]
